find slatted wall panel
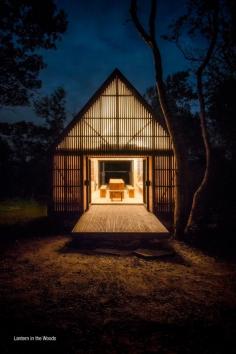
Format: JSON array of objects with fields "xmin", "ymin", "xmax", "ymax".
[
  {"xmin": 53, "ymin": 154, "xmax": 82, "ymax": 213},
  {"xmin": 56, "ymin": 76, "xmax": 171, "ymax": 153},
  {"xmin": 52, "ymin": 71, "xmax": 176, "ymax": 223},
  {"xmin": 153, "ymin": 154, "xmax": 176, "ymax": 215}
]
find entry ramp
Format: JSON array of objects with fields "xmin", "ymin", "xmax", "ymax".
[{"xmin": 72, "ymin": 205, "xmax": 169, "ymax": 240}]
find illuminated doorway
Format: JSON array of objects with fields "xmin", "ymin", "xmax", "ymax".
[{"xmin": 90, "ymin": 157, "xmax": 144, "ymax": 204}]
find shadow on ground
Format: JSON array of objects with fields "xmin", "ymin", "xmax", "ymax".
[{"xmin": 60, "ymin": 237, "xmax": 191, "ymax": 266}]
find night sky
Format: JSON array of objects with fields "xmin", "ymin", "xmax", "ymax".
[{"xmin": 1, "ymin": 0, "xmax": 188, "ymax": 125}]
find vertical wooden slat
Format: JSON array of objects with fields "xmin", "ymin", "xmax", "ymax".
[{"xmin": 52, "ymin": 74, "xmax": 176, "ymax": 221}]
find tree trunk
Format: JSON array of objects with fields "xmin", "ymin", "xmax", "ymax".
[
  {"xmin": 185, "ymin": 72, "xmax": 213, "ymax": 235},
  {"xmin": 153, "ymin": 55, "xmax": 188, "ymax": 237},
  {"xmin": 184, "ymin": 2, "xmax": 219, "ymax": 236},
  {"xmin": 130, "ymin": 0, "xmax": 188, "ymax": 238}
]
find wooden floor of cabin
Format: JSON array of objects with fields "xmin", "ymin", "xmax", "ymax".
[{"xmin": 72, "ymin": 205, "xmax": 169, "ymax": 234}]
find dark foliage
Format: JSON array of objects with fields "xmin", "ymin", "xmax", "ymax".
[
  {"xmin": 162, "ymin": 0, "xmax": 236, "ymax": 236},
  {"xmin": 204, "ymin": 77, "xmax": 236, "ymax": 235},
  {"xmin": 144, "ymin": 71, "xmax": 202, "ymax": 160},
  {"xmin": 164, "ymin": 0, "xmax": 236, "ymax": 154},
  {"xmin": 34, "ymin": 87, "xmax": 66, "ymax": 144},
  {"xmin": 0, "ymin": 121, "xmax": 48, "ymax": 198},
  {"xmin": 0, "ymin": 0, "xmax": 67, "ymax": 107},
  {"xmin": 0, "ymin": 88, "xmax": 67, "ymax": 199}
]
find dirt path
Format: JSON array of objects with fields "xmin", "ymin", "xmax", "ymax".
[{"xmin": 0, "ymin": 236, "xmax": 236, "ymax": 353}]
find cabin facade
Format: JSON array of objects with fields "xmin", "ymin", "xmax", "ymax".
[{"xmin": 49, "ymin": 69, "xmax": 176, "ymax": 229}]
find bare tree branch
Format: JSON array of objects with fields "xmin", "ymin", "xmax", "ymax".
[
  {"xmin": 130, "ymin": 0, "xmax": 152, "ymax": 46},
  {"xmin": 196, "ymin": 4, "xmax": 219, "ymax": 147},
  {"xmin": 130, "ymin": 0, "xmax": 164, "ymax": 85},
  {"xmin": 175, "ymin": 38, "xmax": 201, "ymax": 62},
  {"xmin": 149, "ymin": 0, "xmax": 157, "ymax": 40},
  {"xmin": 197, "ymin": 6, "xmax": 219, "ymax": 77}
]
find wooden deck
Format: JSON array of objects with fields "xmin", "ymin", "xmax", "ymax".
[{"xmin": 72, "ymin": 205, "xmax": 169, "ymax": 239}]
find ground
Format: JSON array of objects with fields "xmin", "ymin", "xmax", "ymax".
[{"xmin": 0, "ymin": 200, "xmax": 236, "ymax": 354}]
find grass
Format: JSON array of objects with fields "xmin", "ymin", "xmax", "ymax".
[{"xmin": 0, "ymin": 199, "xmax": 47, "ymax": 225}]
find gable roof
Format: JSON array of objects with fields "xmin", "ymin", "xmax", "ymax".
[{"xmin": 53, "ymin": 68, "xmax": 167, "ymax": 151}]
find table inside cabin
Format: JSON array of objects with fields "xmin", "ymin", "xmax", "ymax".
[{"xmin": 109, "ymin": 178, "xmax": 125, "ymax": 201}]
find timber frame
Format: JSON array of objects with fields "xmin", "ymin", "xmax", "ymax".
[{"xmin": 49, "ymin": 69, "xmax": 176, "ymax": 229}]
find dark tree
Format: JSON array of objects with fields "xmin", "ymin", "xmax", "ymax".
[
  {"xmin": 0, "ymin": 0, "xmax": 67, "ymax": 107},
  {"xmin": 34, "ymin": 87, "xmax": 67, "ymax": 145},
  {"xmin": 144, "ymin": 71, "xmax": 201, "ymax": 160},
  {"xmin": 0, "ymin": 121, "xmax": 49, "ymax": 197},
  {"xmin": 0, "ymin": 136, "xmax": 13, "ymax": 198},
  {"xmin": 206, "ymin": 77, "xmax": 236, "ymax": 235},
  {"xmin": 165, "ymin": 0, "xmax": 235, "ymax": 235},
  {"xmin": 130, "ymin": 0, "xmax": 190, "ymax": 237},
  {"xmin": 165, "ymin": 71, "xmax": 197, "ymax": 113},
  {"xmin": 208, "ymin": 77, "xmax": 236, "ymax": 157},
  {"xmin": 0, "ymin": 87, "xmax": 67, "ymax": 198},
  {"xmin": 145, "ymin": 72, "xmax": 204, "ymax": 226}
]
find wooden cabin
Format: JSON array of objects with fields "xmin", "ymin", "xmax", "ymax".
[{"xmin": 49, "ymin": 69, "xmax": 176, "ymax": 229}]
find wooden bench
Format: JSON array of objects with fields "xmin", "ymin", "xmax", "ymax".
[
  {"xmin": 109, "ymin": 190, "xmax": 124, "ymax": 201},
  {"xmin": 100, "ymin": 185, "xmax": 107, "ymax": 198},
  {"xmin": 127, "ymin": 185, "xmax": 135, "ymax": 198}
]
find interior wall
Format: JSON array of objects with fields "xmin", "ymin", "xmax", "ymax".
[
  {"xmin": 90, "ymin": 157, "xmax": 144, "ymax": 204},
  {"xmin": 134, "ymin": 158, "xmax": 143, "ymax": 193},
  {"xmin": 99, "ymin": 160, "xmax": 132, "ymax": 185},
  {"xmin": 91, "ymin": 157, "xmax": 143, "ymax": 187},
  {"xmin": 91, "ymin": 159, "xmax": 98, "ymax": 192}
]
